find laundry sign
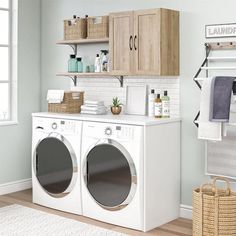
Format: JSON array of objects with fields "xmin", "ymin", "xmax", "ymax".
[{"xmin": 205, "ymin": 23, "xmax": 236, "ymax": 38}]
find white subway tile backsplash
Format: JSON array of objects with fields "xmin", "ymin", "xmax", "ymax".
[{"xmin": 72, "ymin": 77, "xmax": 180, "ymax": 116}]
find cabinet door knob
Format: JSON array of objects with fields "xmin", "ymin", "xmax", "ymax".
[
  {"xmin": 134, "ymin": 35, "xmax": 138, "ymax": 50},
  {"xmin": 129, "ymin": 36, "xmax": 133, "ymax": 51}
]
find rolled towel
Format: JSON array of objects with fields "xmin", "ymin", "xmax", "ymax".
[
  {"xmin": 198, "ymin": 77, "xmax": 222, "ymax": 141},
  {"xmin": 209, "ymin": 76, "xmax": 235, "ymax": 122}
]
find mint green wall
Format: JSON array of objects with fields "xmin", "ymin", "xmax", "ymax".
[
  {"xmin": 0, "ymin": 0, "xmax": 41, "ymax": 184},
  {"xmin": 1, "ymin": 0, "xmax": 235, "ymax": 206},
  {"xmin": 40, "ymin": 0, "xmax": 236, "ymax": 206}
]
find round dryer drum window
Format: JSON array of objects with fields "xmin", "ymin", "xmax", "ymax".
[
  {"xmin": 35, "ymin": 136, "xmax": 76, "ymax": 196},
  {"xmin": 85, "ymin": 143, "xmax": 136, "ymax": 210}
]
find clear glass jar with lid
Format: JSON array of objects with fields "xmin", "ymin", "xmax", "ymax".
[
  {"xmin": 77, "ymin": 57, "xmax": 83, "ymax": 73},
  {"xmin": 68, "ymin": 54, "xmax": 78, "ymax": 72}
]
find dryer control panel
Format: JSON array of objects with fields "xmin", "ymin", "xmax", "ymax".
[{"xmin": 83, "ymin": 122, "xmax": 138, "ymax": 141}]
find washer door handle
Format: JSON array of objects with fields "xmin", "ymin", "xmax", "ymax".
[{"xmin": 36, "ymin": 154, "xmax": 39, "ymax": 172}]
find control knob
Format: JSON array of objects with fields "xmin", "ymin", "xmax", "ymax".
[
  {"xmin": 52, "ymin": 122, "xmax": 58, "ymax": 130},
  {"xmin": 105, "ymin": 127, "xmax": 112, "ymax": 136}
]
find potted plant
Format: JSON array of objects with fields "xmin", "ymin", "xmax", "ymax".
[{"xmin": 111, "ymin": 97, "xmax": 122, "ymax": 115}]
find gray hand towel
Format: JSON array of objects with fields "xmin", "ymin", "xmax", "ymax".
[{"xmin": 209, "ymin": 76, "xmax": 235, "ymax": 122}]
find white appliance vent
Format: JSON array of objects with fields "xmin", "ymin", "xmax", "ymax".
[{"xmin": 207, "ymin": 131, "xmax": 236, "ymax": 179}]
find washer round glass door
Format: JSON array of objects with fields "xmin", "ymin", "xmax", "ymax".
[
  {"xmin": 34, "ymin": 134, "xmax": 77, "ymax": 198},
  {"xmin": 84, "ymin": 140, "xmax": 137, "ymax": 211}
]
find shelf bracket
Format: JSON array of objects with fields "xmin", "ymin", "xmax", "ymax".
[
  {"xmin": 68, "ymin": 44, "xmax": 78, "ymax": 55},
  {"xmin": 68, "ymin": 76, "xmax": 77, "ymax": 87},
  {"xmin": 115, "ymin": 76, "xmax": 124, "ymax": 88}
]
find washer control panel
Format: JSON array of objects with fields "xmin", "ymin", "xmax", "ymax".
[{"xmin": 33, "ymin": 117, "xmax": 81, "ymax": 135}]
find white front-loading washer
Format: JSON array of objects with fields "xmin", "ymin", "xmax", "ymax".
[
  {"xmin": 32, "ymin": 116, "xmax": 82, "ymax": 215},
  {"xmin": 81, "ymin": 121, "xmax": 144, "ymax": 230}
]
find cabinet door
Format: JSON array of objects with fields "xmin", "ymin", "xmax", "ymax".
[
  {"xmin": 134, "ymin": 9, "xmax": 161, "ymax": 75},
  {"xmin": 109, "ymin": 11, "xmax": 134, "ymax": 75}
]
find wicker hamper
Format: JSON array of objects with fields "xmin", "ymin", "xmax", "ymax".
[
  {"xmin": 87, "ymin": 16, "xmax": 109, "ymax": 38},
  {"xmin": 64, "ymin": 18, "xmax": 87, "ymax": 40},
  {"xmin": 48, "ymin": 91, "xmax": 84, "ymax": 113},
  {"xmin": 193, "ymin": 177, "xmax": 236, "ymax": 236}
]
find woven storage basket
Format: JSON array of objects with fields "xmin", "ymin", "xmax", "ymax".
[
  {"xmin": 193, "ymin": 177, "xmax": 236, "ymax": 236},
  {"xmin": 48, "ymin": 91, "xmax": 84, "ymax": 113},
  {"xmin": 87, "ymin": 16, "xmax": 109, "ymax": 38},
  {"xmin": 64, "ymin": 18, "xmax": 87, "ymax": 40}
]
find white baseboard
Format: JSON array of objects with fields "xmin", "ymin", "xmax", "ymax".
[
  {"xmin": 0, "ymin": 178, "xmax": 32, "ymax": 196},
  {"xmin": 180, "ymin": 204, "xmax": 192, "ymax": 219}
]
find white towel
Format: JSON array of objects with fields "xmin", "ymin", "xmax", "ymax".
[
  {"xmin": 198, "ymin": 78, "xmax": 222, "ymax": 141},
  {"xmin": 47, "ymin": 90, "xmax": 64, "ymax": 104},
  {"xmin": 84, "ymin": 100, "xmax": 104, "ymax": 106},
  {"xmin": 81, "ymin": 110, "xmax": 106, "ymax": 115},
  {"xmin": 81, "ymin": 105, "xmax": 106, "ymax": 112}
]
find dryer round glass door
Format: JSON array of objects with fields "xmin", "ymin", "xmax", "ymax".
[
  {"xmin": 84, "ymin": 141, "xmax": 137, "ymax": 211},
  {"xmin": 34, "ymin": 135, "xmax": 77, "ymax": 198}
]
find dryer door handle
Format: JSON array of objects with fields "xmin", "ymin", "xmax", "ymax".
[{"xmin": 36, "ymin": 126, "xmax": 44, "ymax": 130}]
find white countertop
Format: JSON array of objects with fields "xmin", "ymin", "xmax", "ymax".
[{"xmin": 32, "ymin": 112, "xmax": 181, "ymax": 126}]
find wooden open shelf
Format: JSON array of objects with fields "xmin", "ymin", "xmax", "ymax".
[
  {"xmin": 56, "ymin": 72, "xmax": 111, "ymax": 77},
  {"xmin": 56, "ymin": 72, "xmax": 124, "ymax": 87},
  {"xmin": 57, "ymin": 38, "xmax": 109, "ymax": 45}
]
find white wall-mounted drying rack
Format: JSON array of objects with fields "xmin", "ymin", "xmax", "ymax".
[{"xmin": 193, "ymin": 41, "xmax": 236, "ymax": 127}]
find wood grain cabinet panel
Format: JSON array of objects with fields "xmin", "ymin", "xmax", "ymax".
[
  {"xmin": 109, "ymin": 8, "xmax": 179, "ymax": 76},
  {"xmin": 109, "ymin": 11, "xmax": 134, "ymax": 75},
  {"xmin": 134, "ymin": 9, "xmax": 160, "ymax": 75}
]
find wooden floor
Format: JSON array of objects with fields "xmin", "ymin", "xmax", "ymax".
[{"xmin": 0, "ymin": 189, "xmax": 192, "ymax": 236}]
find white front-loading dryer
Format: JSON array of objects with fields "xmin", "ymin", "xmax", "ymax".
[
  {"xmin": 32, "ymin": 116, "xmax": 82, "ymax": 215},
  {"xmin": 81, "ymin": 121, "xmax": 144, "ymax": 230}
]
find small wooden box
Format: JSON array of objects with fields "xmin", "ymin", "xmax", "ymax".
[
  {"xmin": 64, "ymin": 18, "xmax": 87, "ymax": 40},
  {"xmin": 87, "ymin": 16, "xmax": 109, "ymax": 39},
  {"xmin": 48, "ymin": 91, "xmax": 84, "ymax": 113}
]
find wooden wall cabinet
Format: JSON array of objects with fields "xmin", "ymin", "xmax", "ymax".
[{"xmin": 109, "ymin": 8, "xmax": 179, "ymax": 76}]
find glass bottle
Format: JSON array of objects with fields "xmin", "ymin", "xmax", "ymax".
[
  {"xmin": 161, "ymin": 90, "xmax": 170, "ymax": 118},
  {"xmin": 77, "ymin": 57, "xmax": 83, "ymax": 73},
  {"xmin": 68, "ymin": 55, "xmax": 78, "ymax": 72},
  {"xmin": 154, "ymin": 94, "xmax": 162, "ymax": 118}
]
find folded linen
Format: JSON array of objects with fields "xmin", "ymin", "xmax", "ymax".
[
  {"xmin": 81, "ymin": 110, "xmax": 106, "ymax": 115},
  {"xmin": 47, "ymin": 90, "xmax": 64, "ymax": 104},
  {"xmin": 84, "ymin": 100, "xmax": 104, "ymax": 106},
  {"xmin": 198, "ymin": 77, "xmax": 222, "ymax": 141},
  {"xmin": 209, "ymin": 76, "xmax": 235, "ymax": 122},
  {"xmin": 81, "ymin": 105, "xmax": 106, "ymax": 112}
]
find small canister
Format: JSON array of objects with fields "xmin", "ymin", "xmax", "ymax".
[
  {"xmin": 68, "ymin": 54, "xmax": 78, "ymax": 72},
  {"xmin": 77, "ymin": 57, "xmax": 83, "ymax": 73}
]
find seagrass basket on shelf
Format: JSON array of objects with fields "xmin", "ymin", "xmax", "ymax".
[
  {"xmin": 64, "ymin": 17, "xmax": 87, "ymax": 40},
  {"xmin": 48, "ymin": 91, "xmax": 84, "ymax": 114},
  {"xmin": 87, "ymin": 15, "xmax": 109, "ymax": 38},
  {"xmin": 193, "ymin": 177, "xmax": 236, "ymax": 236}
]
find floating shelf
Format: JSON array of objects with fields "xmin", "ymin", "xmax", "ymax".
[
  {"xmin": 56, "ymin": 37, "xmax": 121, "ymax": 87},
  {"xmin": 57, "ymin": 72, "xmax": 111, "ymax": 77},
  {"xmin": 57, "ymin": 72, "xmax": 124, "ymax": 87},
  {"xmin": 57, "ymin": 38, "xmax": 109, "ymax": 45}
]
